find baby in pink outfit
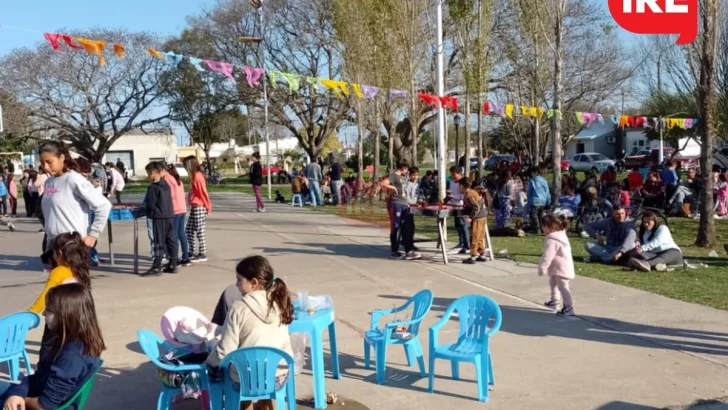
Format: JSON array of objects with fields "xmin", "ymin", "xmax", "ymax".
[{"xmin": 538, "ymin": 214, "xmax": 576, "ymax": 316}]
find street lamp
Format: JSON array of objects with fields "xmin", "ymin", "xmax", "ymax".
[
  {"xmin": 240, "ymin": 1, "xmax": 272, "ymax": 200},
  {"xmin": 453, "ymin": 114, "xmax": 462, "ymax": 167}
]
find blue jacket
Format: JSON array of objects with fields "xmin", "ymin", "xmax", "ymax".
[
  {"xmin": 0, "ymin": 181, "xmax": 7, "ymax": 197},
  {"xmin": 2, "ymin": 340, "xmax": 100, "ymax": 410},
  {"xmin": 660, "ymin": 168, "xmax": 678, "ymax": 186},
  {"xmin": 527, "ymin": 176, "xmax": 551, "ymax": 207}
]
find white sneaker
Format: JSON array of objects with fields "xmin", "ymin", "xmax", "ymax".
[
  {"xmin": 654, "ymin": 263, "xmax": 667, "ymax": 272},
  {"xmin": 405, "ymin": 251, "xmax": 422, "ymax": 260},
  {"xmin": 259, "ymin": 208, "xmax": 266, "ymax": 213}
]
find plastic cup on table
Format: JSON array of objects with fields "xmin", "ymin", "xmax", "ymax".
[{"xmin": 297, "ymin": 290, "xmax": 309, "ymax": 313}]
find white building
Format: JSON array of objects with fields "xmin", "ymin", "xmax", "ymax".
[{"xmin": 103, "ymin": 129, "xmax": 178, "ymax": 179}]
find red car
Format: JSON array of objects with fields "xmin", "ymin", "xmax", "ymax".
[{"xmin": 261, "ymin": 165, "xmax": 282, "ymax": 176}]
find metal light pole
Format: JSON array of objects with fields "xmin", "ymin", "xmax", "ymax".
[
  {"xmin": 454, "ymin": 116, "xmax": 460, "ymax": 161},
  {"xmin": 246, "ymin": 1, "xmax": 272, "ymax": 200},
  {"xmin": 435, "ymin": 0, "xmax": 447, "ymax": 202}
]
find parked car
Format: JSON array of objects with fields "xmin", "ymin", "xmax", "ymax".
[
  {"xmin": 174, "ymin": 163, "xmax": 189, "ymax": 178},
  {"xmin": 261, "ymin": 165, "xmax": 282, "ymax": 176},
  {"xmin": 624, "ymin": 147, "xmax": 699, "ymax": 170},
  {"xmin": 569, "ymin": 153, "xmax": 615, "ymax": 174},
  {"xmin": 484, "ymin": 154, "xmax": 516, "ymax": 170}
]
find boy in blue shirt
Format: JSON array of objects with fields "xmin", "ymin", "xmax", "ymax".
[{"xmin": 526, "ymin": 167, "xmax": 551, "ymax": 233}]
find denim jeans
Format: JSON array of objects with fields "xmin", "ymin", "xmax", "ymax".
[
  {"xmin": 454, "ymin": 216, "xmax": 470, "ymax": 249},
  {"xmin": 331, "ymin": 180, "xmax": 343, "ymax": 205},
  {"xmin": 309, "ymin": 180, "xmax": 323, "ymax": 206},
  {"xmin": 147, "ymin": 217, "xmax": 155, "ymax": 256},
  {"xmin": 174, "ymin": 213, "xmax": 190, "ymax": 261}
]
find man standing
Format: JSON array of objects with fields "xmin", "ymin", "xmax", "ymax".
[
  {"xmin": 249, "ymin": 152, "xmax": 265, "ymax": 212},
  {"xmin": 382, "ymin": 161, "xmax": 420, "ymax": 260},
  {"xmin": 584, "ymin": 206, "xmax": 637, "ymax": 265},
  {"xmin": 305, "ymin": 158, "xmax": 323, "ymax": 206},
  {"xmin": 447, "ymin": 166, "xmax": 470, "ymax": 255},
  {"xmin": 330, "ymin": 160, "xmax": 343, "ymax": 205}
]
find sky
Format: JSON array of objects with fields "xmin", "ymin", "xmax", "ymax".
[{"xmin": 0, "ymin": 0, "xmax": 642, "ymax": 146}]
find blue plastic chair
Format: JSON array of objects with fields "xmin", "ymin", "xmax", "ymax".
[
  {"xmin": 364, "ymin": 290, "xmax": 433, "ymax": 385},
  {"xmin": 216, "ymin": 347, "xmax": 296, "ymax": 410},
  {"xmin": 428, "ymin": 295, "xmax": 502, "ymax": 402},
  {"xmin": 136, "ymin": 329, "xmax": 217, "ymax": 410},
  {"xmin": 0, "ymin": 311, "xmax": 41, "ymax": 381}
]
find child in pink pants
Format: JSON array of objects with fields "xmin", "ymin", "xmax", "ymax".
[{"xmin": 538, "ymin": 214, "xmax": 576, "ymax": 316}]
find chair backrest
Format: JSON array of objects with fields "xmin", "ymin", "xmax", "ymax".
[
  {"xmin": 0, "ymin": 311, "xmax": 41, "ymax": 359},
  {"xmin": 407, "ymin": 290, "xmax": 434, "ymax": 335},
  {"xmin": 450, "ymin": 295, "xmax": 502, "ymax": 344},
  {"xmin": 160, "ymin": 306, "xmax": 210, "ymax": 346},
  {"xmin": 220, "ymin": 347, "xmax": 294, "ymax": 398},
  {"xmin": 56, "ymin": 360, "xmax": 103, "ymax": 410},
  {"xmin": 137, "ymin": 329, "xmax": 177, "ymax": 371}
]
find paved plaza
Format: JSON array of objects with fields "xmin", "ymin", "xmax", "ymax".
[{"xmin": 2, "ymin": 193, "xmax": 728, "ymax": 409}]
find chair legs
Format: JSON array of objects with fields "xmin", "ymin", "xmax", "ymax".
[
  {"xmin": 427, "ymin": 355, "xmax": 494, "ymax": 402},
  {"xmin": 8, "ymin": 356, "xmax": 20, "ymax": 381},
  {"xmin": 451, "ymin": 361, "xmax": 459, "ymax": 381},
  {"xmin": 488, "ymin": 353, "xmax": 495, "ymax": 386},
  {"xmin": 363, "ymin": 339, "xmax": 371, "ymax": 370},
  {"xmin": 156, "ymin": 388, "xmax": 175, "ymax": 410},
  {"xmin": 404, "ymin": 340, "xmax": 426, "ymax": 377},
  {"xmin": 427, "ymin": 356, "xmax": 436, "ymax": 393},
  {"xmin": 22, "ymin": 350, "xmax": 33, "ymax": 376},
  {"xmin": 474, "ymin": 358, "xmax": 488, "ymax": 402},
  {"xmin": 374, "ymin": 342, "xmax": 387, "ymax": 385}
]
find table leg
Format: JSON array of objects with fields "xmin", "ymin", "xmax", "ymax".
[
  {"xmin": 437, "ymin": 218, "xmax": 449, "ymax": 265},
  {"xmin": 107, "ymin": 220, "xmax": 114, "ymax": 266},
  {"xmin": 328, "ymin": 322, "xmax": 341, "ymax": 380},
  {"xmin": 133, "ymin": 218, "xmax": 139, "ymax": 275},
  {"xmin": 310, "ymin": 330, "xmax": 327, "ymax": 409}
]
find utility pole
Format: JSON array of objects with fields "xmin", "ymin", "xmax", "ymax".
[{"xmin": 436, "ymin": 0, "xmax": 447, "ymax": 201}]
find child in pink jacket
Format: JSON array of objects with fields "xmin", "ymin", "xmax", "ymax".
[{"xmin": 538, "ymin": 214, "xmax": 576, "ymax": 316}]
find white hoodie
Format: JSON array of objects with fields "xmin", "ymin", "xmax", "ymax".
[{"xmin": 206, "ymin": 290, "xmax": 293, "ymax": 379}]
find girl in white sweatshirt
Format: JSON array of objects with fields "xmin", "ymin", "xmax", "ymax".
[
  {"xmin": 206, "ymin": 255, "xmax": 293, "ymax": 410},
  {"xmin": 628, "ymin": 211, "xmax": 683, "ymax": 272}
]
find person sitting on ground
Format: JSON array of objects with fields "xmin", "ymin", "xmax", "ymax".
[
  {"xmin": 206, "ymin": 256, "xmax": 293, "ymax": 410},
  {"xmin": 525, "ymin": 167, "xmax": 551, "ymax": 233},
  {"xmin": 605, "ymin": 182, "xmax": 631, "ymax": 213},
  {"xmin": 553, "ymin": 183, "xmax": 581, "ymax": 218},
  {"xmin": 583, "ymin": 206, "xmax": 637, "ymax": 265},
  {"xmin": 1, "ymin": 284, "xmax": 105, "ymax": 410},
  {"xmin": 640, "ymin": 172, "xmax": 666, "ymax": 208},
  {"xmin": 667, "ymin": 167, "xmax": 700, "ymax": 216},
  {"xmin": 627, "ymin": 211, "xmax": 683, "ymax": 272}
]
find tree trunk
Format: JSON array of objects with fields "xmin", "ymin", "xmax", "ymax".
[
  {"xmin": 464, "ymin": 96, "xmax": 471, "ymax": 177},
  {"xmin": 374, "ymin": 101, "xmax": 381, "ymax": 180},
  {"xmin": 410, "ymin": 83, "xmax": 418, "ymax": 166},
  {"xmin": 696, "ymin": 0, "xmax": 719, "ymax": 247},
  {"xmin": 357, "ymin": 100, "xmax": 364, "ymax": 180},
  {"xmin": 550, "ymin": 0, "xmax": 566, "ymax": 205}
]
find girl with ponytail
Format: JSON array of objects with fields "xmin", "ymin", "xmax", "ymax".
[
  {"xmin": 206, "ymin": 255, "xmax": 293, "ymax": 408},
  {"xmin": 538, "ymin": 214, "xmax": 576, "ymax": 317}
]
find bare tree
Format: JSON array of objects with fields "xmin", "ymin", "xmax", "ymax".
[
  {"xmin": 0, "ymin": 91, "xmax": 30, "ymax": 138},
  {"xmin": 183, "ymin": 0, "xmax": 349, "ymax": 161},
  {"xmin": 0, "ymin": 29, "xmax": 171, "ymax": 161}
]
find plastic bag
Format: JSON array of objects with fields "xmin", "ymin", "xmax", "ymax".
[
  {"xmin": 290, "ymin": 333, "xmax": 308, "ymax": 375},
  {"xmin": 307, "ymin": 296, "xmax": 334, "ymax": 311},
  {"xmin": 174, "ymin": 319, "xmax": 218, "ymax": 346}
]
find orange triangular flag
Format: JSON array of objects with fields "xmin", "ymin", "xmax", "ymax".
[
  {"xmin": 147, "ymin": 49, "xmax": 164, "ymax": 59},
  {"xmin": 113, "ymin": 44, "xmax": 126, "ymax": 58},
  {"xmin": 75, "ymin": 38, "xmax": 107, "ymax": 65}
]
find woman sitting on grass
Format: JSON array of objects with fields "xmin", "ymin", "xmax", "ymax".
[
  {"xmin": 1, "ymin": 284, "xmax": 105, "ymax": 410},
  {"xmin": 627, "ymin": 211, "xmax": 683, "ymax": 272}
]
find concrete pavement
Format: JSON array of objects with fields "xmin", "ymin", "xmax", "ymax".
[{"xmin": 2, "ymin": 193, "xmax": 728, "ymax": 409}]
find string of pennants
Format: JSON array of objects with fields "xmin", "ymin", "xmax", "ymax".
[{"xmin": 41, "ymin": 31, "xmax": 700, "ymax": 131}]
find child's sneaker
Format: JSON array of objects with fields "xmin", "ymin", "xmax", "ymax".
[
  {"xmin": 7, "ymin": 222, "xmax": 15, "ymax": 232},
  {"xmin": 544, "ymin": 300, "xmax": 559, "ymax": 309},
  {"xmin": 405, "ymin": 251, "xmax": 422, "ymax": 260},
  {"xmin": 191, "ymin": 254, "xmax": 208, "ymax": 263},
  {"xmin": 391, "ymin": 251, "xmax": 404, "ymax": 259},
  {"xmin": 163, "ymin": 266, "xmax": 179, "ymax": 274},
  {"xmin": 179, "ymin": 259, "xmax": 193, "ymax": 267},
  {"xmin": 462, "ymin": 257, "xmax": 476, "ymax": 265},
  {"xmin": 654, "ymin": 263, "xmax": 667, "ymax": 272},
  {"xmin": 259, "ymin": 208, "xmax": 266, "ymax": 213},
  {"xmin": 557, "ymin": 306, "xmax": 575, "ymax": 316},
  {"xmin": 476, "ymin": 256, "xmax": 487, "ymax": 262},
  {"xmin": 458, "ymin": 248, "xmax": 469, "ymax": 255}
]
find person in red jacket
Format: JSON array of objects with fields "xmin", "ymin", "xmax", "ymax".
[{"xmin": 184, "ymin": 156, "xmax": 212, "ymax": 263}]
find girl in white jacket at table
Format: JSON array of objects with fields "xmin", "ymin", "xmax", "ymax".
[{"xmin": 206, "ymin": 255, "xmax": 294, "ymax": 410}]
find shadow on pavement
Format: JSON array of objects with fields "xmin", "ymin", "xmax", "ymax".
[
  {"xmin": 0, "ymin": 254, "xmax": 42, "ymax": 272},
  {"xmin": 252, "ymin": 243, "xmax": 390, "ymax": 260},
  {"xmin": 593, "ymin": 402, "xmax": 661, "ymax": 410},
  {"xmin": 378, "ymin": 295, "xmax": 728, "ymax": 357}
]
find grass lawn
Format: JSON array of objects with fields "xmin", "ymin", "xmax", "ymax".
[{"xmin": 306, "ymin": 198, "xmax": 728, "ymax": 311}]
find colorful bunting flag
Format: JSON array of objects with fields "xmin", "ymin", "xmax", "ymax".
[
  {"xmin": 505, "ymin": 104, "xmax": 514, "ymax": 119},
  {"xmin": 244, "ymin": 66, "xmax": 265, "ymax": 87},
  {"xmin": 362, "ymin": 85, "xmax": 378, "ymax": 100},
  {"xmin": 279, "ymin": 73, "xmax": 300, "ymax": 93},
  {"xmin": 147, "ymin": 49, "xmax": 164, "ymax": 60},
  {"xmin": 320, "ymin": 79, "xmax": 350, "ymax": 98},
  {"xmin": 189, "ymin": 57, "xmax": 205, "ymax": 72},
  {"xmin": 390, "ymin": 89, "xmax": 407, "ymax": 100},
  {"xmin": 43, "ymin": 33, "xmax": 83, "ymax": 50},
  {"xmin": 76, "ymin": 38, "xmax": 107, "ymax": 65},
  {"xmin": 113, "ymin": 44, "xmax": 125, "ymax": 58},
  {"xmin": 205, "ymin": 60, "xmax": 236, "ymax": 84},
  {"xmin": 162, "ymin": 52, "xmax": 183, "ymax": 67},
  {"xmin": 351, "ymin": 84, "xmax": 364, "ymax": 99}
]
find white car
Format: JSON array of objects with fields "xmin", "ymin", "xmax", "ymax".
[
  {"xmin": 174, "ymin": 163, "xmax": 189, "ymax": 178},
  {"xmin": 569, "ymin": 153, "xmax": 615, "ymax": 174}
]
